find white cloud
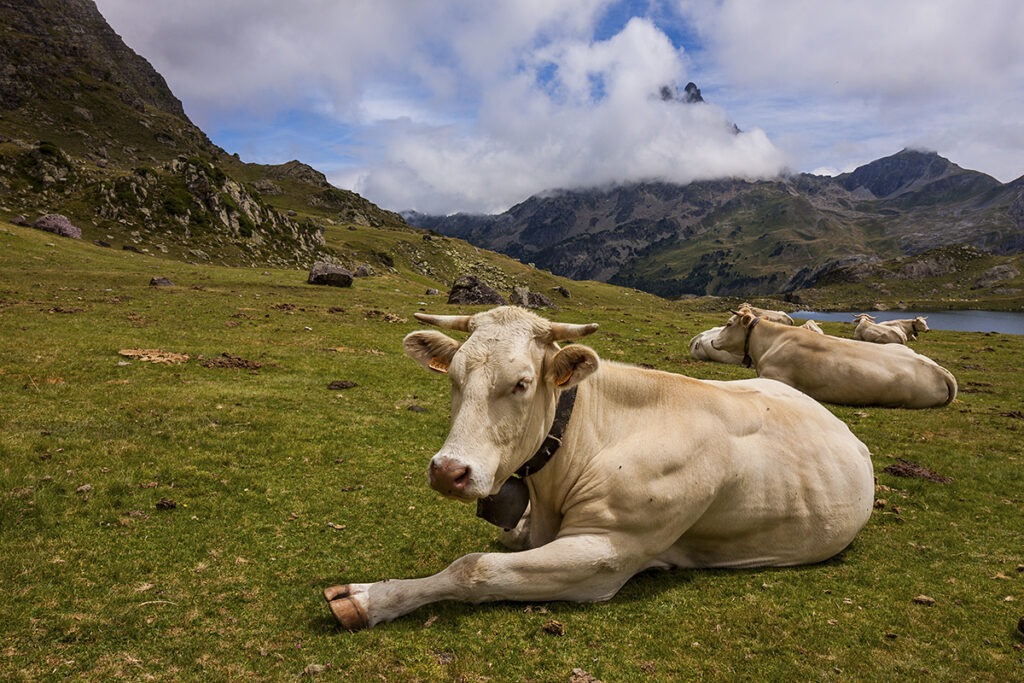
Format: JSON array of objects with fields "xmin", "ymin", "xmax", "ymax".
[
  {"xmin": 350, "ymin": 17, "xmax": 786, "ymax": 213},
  {"xmin": 678, "ymin": 0, "xmax": 1024, "ymax": 181},
  {"xmin": 94, "ymin": 0, "xmax": 1024, "ymax": 214},
  {"xmin": 680, "ymin": 0, "xmax": 1024, "ymax": 98}
]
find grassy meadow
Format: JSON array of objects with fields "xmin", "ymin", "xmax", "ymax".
[{"xmin": 1, "ymin": 222, "xmax": 1022, "ymax": 681}]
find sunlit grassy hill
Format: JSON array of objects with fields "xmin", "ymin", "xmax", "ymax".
[{"xmin": 2, "ymin": 219, "xmax": 1023, "ymax": 681}]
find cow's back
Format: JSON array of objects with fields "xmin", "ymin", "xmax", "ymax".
[{"xmin": 755, "ymin": 327, "xmax": 954, "ymax": 408}]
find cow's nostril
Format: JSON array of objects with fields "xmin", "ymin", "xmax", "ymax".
[
  {"xmin": 429, "ymin": 459, "xmax": 471, "ymax": 494},
  {"xmin": 445, "ymin": 464, "xmax": 469, "ymax": 489}
]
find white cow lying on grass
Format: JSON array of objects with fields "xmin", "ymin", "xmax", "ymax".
[
  {"xmin": 852, "ymin": 314, "xmax": 908, "ymax": 344},
  {"xmin": 712, "ymin": 307, "xmax": 957, "ymax": 408},
  {"xmin": 690, "ymin": 320, "xmax": 823, "ymax": 364},
  {"xmin": 879, "ymin": 315, "xmax": 930, "ymax": 340},
  {"xmin": 324, "ymin": 306, "xmax": 875, "ymax": 630},
  {"xmin": 688, "ymin": 325, "xmax": 743, "ymax": 364},
  {"xmin": 740, "ymin": 303, "xmax": 795, "ymax": 325},
  {"xmin": 800, "ymin": 319, "xmax": 825, "ymax": 335}
]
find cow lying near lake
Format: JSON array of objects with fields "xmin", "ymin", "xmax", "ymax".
[
  {"xmin": 712, "ymin": 307, "xmax": 957, "ymax": 408},
  {"xmin": 688, "ymin": 325, "xmax": 743, "ymax": 364},
  {"xmin": 853, "ymin": 314, "xmax": 908, "ymax": 344},
  {"xmin": 324, "ymin": 306, "xmax": 875, "ymax": 630},
  {"xmin": 800, "ymin": 319, "xmax": 825, "ymax": 335},
  {"xmin": 740, "ymin": 303, "xmax": 795, "ymax": 325},
  {"xmin": 690, "ymin": 319, "xmax": 823, "ymax": 365},
  {"xmin": 875, "ymin": 315, "xmax": 930, "ymax": 340}
]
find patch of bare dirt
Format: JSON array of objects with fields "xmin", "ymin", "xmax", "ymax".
[
  {"xmin": 118, "ymin": 349, "xmax": 190, "ymax": 365},
  {"xmin": 364, "ymin": 309, "xmax": 407, "ymax": 323},
  {"xmin": 199, "ymin": 353, "xmax": 263, "ymax": 370},
  {"xmin": 883, "ymin": 458, "xmax": 953, "ymax": 483},
  {"xmin": 570, "ymin": 669, "xmax": 603, "ymax": 683}
]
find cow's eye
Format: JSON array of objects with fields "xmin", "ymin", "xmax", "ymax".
[{"xmin": 513, "ymin": 379, "xmax": 530, "ymax": 395}]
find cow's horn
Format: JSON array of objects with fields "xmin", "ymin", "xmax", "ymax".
[
  {"xmin": 414, "ymin": 313, "xmax": 472, "ymax": 331},
  {"xmin": 548, "ymin": 321, "xmax": 599, "ymax": 341}
]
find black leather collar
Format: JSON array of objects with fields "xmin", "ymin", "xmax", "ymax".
[
  {"xmin": 514, "ymin": 386, "xmax": 577, "ymax": 478},
  {"xmin": 475, "ymin": 387, "xmax": 577, "ymax": 529},
  {"xmin": 742, "ymin": 317, "xmax": 760, "ymax": 369}
]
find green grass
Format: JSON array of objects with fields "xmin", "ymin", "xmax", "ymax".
[{"xmin": 1, "ymin": 223, "xmax": 1022, "ymax": 681}]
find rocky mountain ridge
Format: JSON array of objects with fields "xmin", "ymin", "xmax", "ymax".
[
  {"xmin": 0, "ymin": 0, "xmax": 186, "ymax": 118},
  {"xmin": 406, "ymin": 150, "xmax": 1024, "ymax": 298},
  {"xmin": 0, "ymin": 0, "xmax": 407, "ymax": 268}
]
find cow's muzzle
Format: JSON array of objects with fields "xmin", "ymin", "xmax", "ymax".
[{"xmin": 428, "ymin": 458, "xmax": 472, "ymax": 497}]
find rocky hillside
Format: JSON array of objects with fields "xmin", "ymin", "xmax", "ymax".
[
  {"xmin": 0, "ymin": 0, "xmax": 407, "ymax": 267},
  {"xmin": 407, "ymin": 149, "xmax": 1024, "ymax": 298},
  {"xmin": 2, "ymin": 0, "xmax": 1020, "ymax": 306}
]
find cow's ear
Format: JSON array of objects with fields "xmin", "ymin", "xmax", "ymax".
[
  {"xmin": 741, "ymin": 311, "xmax": 757, "ymax": 327},
  {"xmin": 546, "ymin": 344, "xmax": 599, "ymax": 389},
  {"xmin": 404, "ymin": 330, "xmax": 460, "ymax": 374}
]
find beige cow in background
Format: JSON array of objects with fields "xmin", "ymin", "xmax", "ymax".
[
  {"xmin": 713, "ymin": 307, "xmax": 957, "ymax": 408},
  {"xmin": 878, "ymin": 315, "xmax": 930, "ymax": 340},
  {"xmin": 853, "ymin": 313, "xmax": 908, "ymax": 344},
  {"xmin": 690, "ymin": 318, "xmax": 823, "ymax": 365}
]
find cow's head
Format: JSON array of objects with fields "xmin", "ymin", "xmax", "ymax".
[
  {"xmin": 710, "ymin": 306, "xmax": 756, "ymax": 354},
  {"xmin": 404, "ymin": 306, "xmax": 599, "ymax": 502}
]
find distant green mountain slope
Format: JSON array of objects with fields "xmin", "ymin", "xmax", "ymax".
[{"xmin": 407, "ymin": 150, "xmax": 1024, "ymax": 298}]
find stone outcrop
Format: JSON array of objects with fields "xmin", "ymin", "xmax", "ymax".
[
  {"xmin": 308, "ymin": 261, "xmax": 353, "ymax": 287},
  {"xmin": 972, "ymin": 264, "xmax": 1020, "ymax": 289},
  {"xmin": 510, "ymin": 286, "xmax": 555, "ymax": 309},
  {"xmin": 447, "ymin": 275, "xmax": 507, "ymax": 306},
  {"xmin": 32, "ymin": 213, "xmax": 81, "ymax": 239}
]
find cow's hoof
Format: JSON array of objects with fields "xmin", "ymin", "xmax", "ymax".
[
  {"xmin": 323, "ymin": 584, "xmax": 351, "ymax": 602},
  {"xmin": 324, "ymin": 585, "xmax": 369, "ymax": 631},
  {"xmin": 328, "ymin": 597, "xmax": 369, "ymax": 631}
]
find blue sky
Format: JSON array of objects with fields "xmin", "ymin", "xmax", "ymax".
[{"xmin": 94, "ymin": 0, "xmax": 1024, "ymax": 215}]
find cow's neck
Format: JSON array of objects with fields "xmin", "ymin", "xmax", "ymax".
[
  {"xmin": 515, "ymin": 386, "xmax": 577, "ymax": 478},
  {"xmin": 475, "ymin": 387, "xmax": 577, "ymax": 529}
]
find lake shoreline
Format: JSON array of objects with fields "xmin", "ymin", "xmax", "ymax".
[{"xmin": 790, "ymin": 309, "xmax": 1024, "ymax": 335}]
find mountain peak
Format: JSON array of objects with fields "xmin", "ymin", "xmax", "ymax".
[
  {"xmin": 840, "ymin": 149, "xmax": 964, "ymax": 198},
  {"xmin": 263, "ymin": 160, "xmax": 330, "ymax": 187},
  {"xmin": 659, "ymin": 82, "xmax": 705, "ymax": 104},
  {"xmin": 0, "ymin": 0, "xmax": 189, "ymax": 121}
]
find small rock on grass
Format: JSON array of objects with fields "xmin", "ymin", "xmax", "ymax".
[
  {"xmin": 302, "ymin": 663, "xmax": 329, "ymax": 676},
  {"xmin": 542, "ymin": 619, "xmax": 565, "ymax": 635}
]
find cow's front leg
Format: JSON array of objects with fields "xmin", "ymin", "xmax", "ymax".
[{"xmin": 324, "ymin": 534, "xmax": 642, "ymax": 630}]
